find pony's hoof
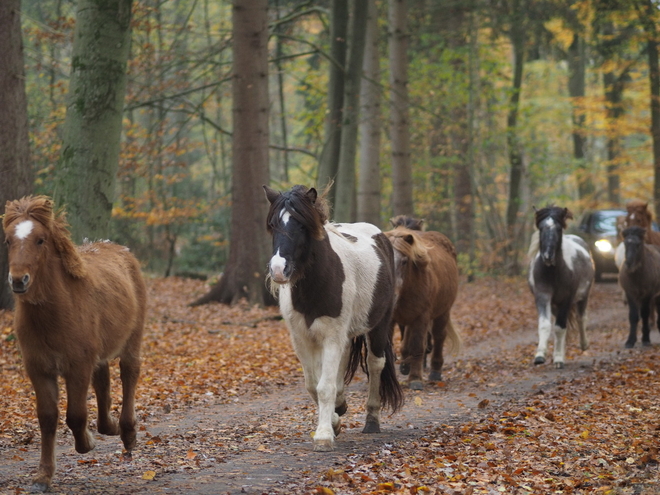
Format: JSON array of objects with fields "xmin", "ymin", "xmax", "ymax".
[
  {"xmin": 30, "ymin": 482, "xmax": 50, "ymax": 493},
  {"xmin": 554, "ymin": 362, "xmax": 564, "ymax": 369},
  {"xmin": 313, "ymin": 439, "xmax": 334, "ymax": 452},
  {"xmin": 428, "ymin": 370, "xmax": 442, "ymax": 382},
  {"xmin": 74, "ymin": 430, "xmax": 95, "ymax": 454},
  {"xmin": 625, "ymin": 341, "xmax": 635, "ymax": 349},
  {"xmin": 400, "ymin": 363, "xmax": 410, "ymax": 375},
  {"xmin": 642, "ymin": 341, "xmax": 652, "ymax": 347},
  {"xmin": 98, "ymin": 419, "xmax": 120, "ymax": 436},
  {"xmin": 408, "ymin": 380, "xmax": 424, "ymax": 390},
  {"xmin": 362, "ymin": 419, "xmax": 380, "ymax": 434},
  {"xmin": 533, "ymin": 356, "xmax": 545, "ymax": 365},
  {"xmin": 335, "ymin": 401, "xmax": 348, "ymax": 417}
]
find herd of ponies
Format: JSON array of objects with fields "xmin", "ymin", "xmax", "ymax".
[{"xmin": 2, "ymin": 189, "xmax": 657, "ymax": 490}]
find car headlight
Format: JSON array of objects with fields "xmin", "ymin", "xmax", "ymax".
[{"xmin": 594, "ymin": 239, "xmax": 613, "ymax": 253}]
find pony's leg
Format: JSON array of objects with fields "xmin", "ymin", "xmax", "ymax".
[
  {"xmin": 534, "ymin": 297, "xmax": 552, "ymax": 365},
  {"xmin": 399, "ymin": 323, "xmax": 411, "ymax": 375},
  {"xmin": 428, "ymin": 314, "xmax": 450, "ymax": 383},
  {"xmin": 119, "ymin": 347, "xmax": 141, "ymax": 452},
  {"xmin": 405, "ymin": 320, "xmax": 430, "ymax": 390},
  {"xmin": 92, "ymin": 361, "xmax": 120, "ymax": 436},
  {"xmin": 552, "ymin": 303, "xmax": 571, "ymax": 369},
  {"xmin": 27, "ymin": 369, "xmax": 59, "ymax": 491},
  {"xmin": 576, "ymin": 298, "xmax": 589, "ymax": 351},
  {"xmin": 625, "ymin": 297, "xmax": 639, "ymax": 348},
  {"xmin": 313, "ymin": 340, "xmax": 345, "ymax": 451},
  {"xmin": 63, "ymin": 368, "xmax": 95, "ymax": 454},
  {"xmin": 640, "ymin": 297, "xmax": 652, "ymax": 346},
  {"xmin": 363, "ymin": 340, "xmax": 385, "ymax": 433},
  {"xmin": 333, "ymin": 342, "xmax": 352, "ymax": 435}
]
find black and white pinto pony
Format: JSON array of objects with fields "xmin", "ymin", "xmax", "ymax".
[
  {"xmin": 618, "ymin": 226, "xmax": 660, "ymax": 348},
  {"xmin": 527, "ymin": 206, "xmax": 595, "ymax": 368},
  {"xmin": 263, "ymin": 185, "xmax": 403, "ymax": 452}
]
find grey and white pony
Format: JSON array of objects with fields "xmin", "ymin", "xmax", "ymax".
[
  {"xmin": 263, "ymin": 185, "xmax": 403, "ymax": 452},
  {"xmin": 527, "ymin": 206, "xmax": 595, "ymax": 368}
]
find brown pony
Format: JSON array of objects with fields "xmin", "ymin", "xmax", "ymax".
[
  {"xmin": 624, "ymin": 200, "xmax": 660, "ymax": 245},
  {"xmin": 385, "ymin": 224, "xmax": 460, "ymax": 390},
  {"xmin": 3, "ymin": 196, "xmax": 147, "ymax": 492}
]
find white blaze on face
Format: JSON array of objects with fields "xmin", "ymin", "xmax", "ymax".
[
  {"xmin": 14, "ymin": 220, "xmax": 34, "ymax": 241},
  {"xmin": 280, "ymin": 209, "xmax": 291, "ymax": 225},
  {"xmin": 542, "ymin": 217, "xmax": 555, "ymax": 229},
  {"xmin": 269, "ymin": 248, "xmax": 288, "ymax": 282}
]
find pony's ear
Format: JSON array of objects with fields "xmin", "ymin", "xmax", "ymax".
[
  {"xmin": 263, "ymin": 185, "xmax": 280, "ymax": 204},
  {"xmin": 563, "ymin": 208, "xmax": 573, "ymax": 221},
  {"xmin": 306, "ymin": 188, "xmax": 317, "ymax": 204},
  {"xmin": 404, "ymin": 234, "xmax": 414, "ymax": 245}
]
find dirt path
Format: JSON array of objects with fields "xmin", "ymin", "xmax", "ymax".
[{"xmin": 0, "ymin": 281, "xmax": 642, "ymax": 494}]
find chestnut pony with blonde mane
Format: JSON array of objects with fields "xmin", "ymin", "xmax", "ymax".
[
  {"xmin": 3, "ymin": 196, "xmax": 146, "ymax": 492},
  {"xmin": 385, "ymin": 222, "xmax": 460, "ymax": 390}
]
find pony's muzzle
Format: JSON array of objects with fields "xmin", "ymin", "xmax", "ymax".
[
  {"xmin": 541, "ymin": 254, "xmax": 555, "ymax": 266},
  {"xmin": 269, "ymin": 269, "xmax": 289, "ymax": 285},
  {"xmin": 8, "ymin": 272, "xmax": 30, "ymax": 294}
]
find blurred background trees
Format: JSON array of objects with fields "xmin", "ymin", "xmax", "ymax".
[{"xmin": 5, "ymin": 0, "xmax": 660, "ymax": 302}]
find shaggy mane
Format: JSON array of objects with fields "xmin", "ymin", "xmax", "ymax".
[
  {"xmin": 388, "ymin": 228, "xmax": 430, "ymax": 267},
  {"xmin": 4, "ymin": 196, "xmax": 86, "ymax": 278}
]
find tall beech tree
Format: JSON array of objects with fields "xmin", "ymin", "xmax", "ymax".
[
  {"xmin": 191, "ymin": 0, "xmax": 272, "ymax": 306},
  {"xmin": 0, "ymin": 0, "xmax": 33, "ymax": 310},
  {"xmin": 55, "ymin": 0, "xmax": 134, "ymax": 242}
]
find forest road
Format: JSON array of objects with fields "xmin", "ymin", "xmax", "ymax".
[{"xmin": 0, "ymin": 280, "xmax": 644, "ymax": 494}]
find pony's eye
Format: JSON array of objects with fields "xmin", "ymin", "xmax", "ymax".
[{"xmin": 37, "ymin": 238, "xmax": 45, "ymax": 245}]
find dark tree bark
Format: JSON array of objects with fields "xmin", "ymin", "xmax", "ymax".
[
  {"xmin": 0, "ymin": 0, "xmax": 33, "ymax": 310},
  {"xmin": 334, "ymin": 0, "xmax": 369, "ymax": 222},
  {"xmin": 389, "ymin": 0, "xmax": 413, "ymax": 216},
  {"xmin": 568, "ymin": 34, "xmax": 594, "ymax": 203},
  {"xmin": 55, "ymin": 0, "xmax": 134, "ymax": 243},
  {"xmin": 357, "ymin": 0, "xmax": 383, "ymax": 226},
  {"xmin": 317, "ymin": 0, "xmax": 348, "ymax": 208},
  {"xmin": 191, "ymin": 0, "xmax": 273, "ymax": 307}
]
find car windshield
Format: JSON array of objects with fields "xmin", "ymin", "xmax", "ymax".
[{"xmin": 593, "ymin": 212, "xmax": 622, "ymax": 234}]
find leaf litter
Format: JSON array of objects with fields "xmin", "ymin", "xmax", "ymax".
[{"xmin": 0, "ymin": 276, "xmax": 658, "ymax": 494}]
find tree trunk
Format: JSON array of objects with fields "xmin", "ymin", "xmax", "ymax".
[
  {"xmin": 0, "ymin": 0, "xmax": 33, "ymax": 310},
  {"xmin": 357, "ymin": 0, "xmax": 382, "ymax": 226},
  {"xmin": 334, "ymin": 0, "xmax": 369, "ymax": 222},
  {"xmin": 191, "ymin": 0, "xmax": 273, "ymax": 307},
  {"xmin": 604, "ymin": 69, "xmax": 624, "ymax": 206},
  {"xmin": 55, "ymin": 0, "xmax": 134, "ymax": 243},
  {"xmin": 389, "ymin": 0, "xmax": 413, "ymax": 216},
  {"xmin": 639, "ymin": 0, "xmax": 660, "ymax": 221},
  {"xmin": 505, "ymin": 0, "xmax": 525, "ymax": 274},
  {"xmin": 317, "ymin": 0, "xmax": 349, "ymax": 208},
  {"xmin": 568, "ymin": 33, "xmax": 594, "ymax": 203}
]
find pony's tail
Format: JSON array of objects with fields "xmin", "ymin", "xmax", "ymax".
[
  {"xmin": 345, "ymin": 335, "xmax": 366, "ymax": 385},
  {"xmin": 380, "ymin": 341, "xmax": 404, "ymax": 413},
  {"xmin": 444, "ymin": 318, "xmax": 462, "ymax": 356},
  {"xmin": 344, "ymin": 335, "xmax": 404, "ymax": 413}
]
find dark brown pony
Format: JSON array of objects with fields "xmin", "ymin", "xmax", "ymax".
[
  {"xmin": 3, "ymin": 197, "xmax": 147, "ymax": 492},
  {"xmin": 385, "ymin": 224, "xmax": 460, "ymax": 390}
]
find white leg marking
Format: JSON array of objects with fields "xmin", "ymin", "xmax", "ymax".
[
  {"xmin": 553, "ymin": 324, "xmax": 567, "ymax": 367},
  {"xmin": 313, "ymin": 342, "xmax": 344, "ymax": 451},
  {"xmin": 535, "ymin": 302, "xmax": 552, "ymax": 361}
]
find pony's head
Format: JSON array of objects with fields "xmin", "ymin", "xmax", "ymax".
[
  {"xmin": 263, "ymin": 185, "xmax": 329, "ymax": 285},
  {"xmin": 390, "ymin": 215, "xmax": 425, "ymax": 231},
  {"xmin": 625, "ymin": 199, "xmax": 653, "ymax": 229},
  {"xmin": 622, "ymin": 225, "xmax": 646, "ymax": 271},
  {"xmin": 3, "ymin": 196, "xmax": 85, "ymax": 295},
  {"xmin": 534, "ymin": 206, "xmax": 572, "ymax": 267},
  {"xmin": 385, "ymin": 228, "xmax": 430, "ymax": 295}
]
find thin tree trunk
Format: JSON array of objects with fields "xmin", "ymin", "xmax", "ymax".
[
  {"xmin": 0, "ymin": 0, "xmax": 33, "ymax": 309},
  {"xmin": 604, "ymin": 69, "xmax": 624, "ymax": 206},
  {"xmin": 568, "ymin": 33, "xmax": 594, "ymax": 203},
  {"xmin": 505, "ymin": 0, "xmax": 525, "ymax": 274},
  {"xmin": 357, "ymin": 0, "xmax": 382, "ymax": 226},
  {"xmin": 389, "ymin": 0, "xmax": 413, "ymax": 216},
  {"xmin": 191, "ymin": 0, "xmax": 273, "ymax": 306},
  {"xmin": 274, "ymin": 0, "xmax": 289, "ymax": 182},
  {"xmin": 55, "ymin": 0, "xmax": 134, "ymax": 243},
  {"xmin": 334, "ymin": 0, "xmax": 369, "ymax": 222},
  {"xmin": 317, "ymin": 0, "xmax": 348, "ymax": 208}
]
